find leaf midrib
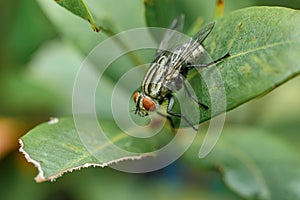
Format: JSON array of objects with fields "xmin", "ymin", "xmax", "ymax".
[{"xmin": 62, "ymin": 132, "xmax": 128, "ymax": 170}]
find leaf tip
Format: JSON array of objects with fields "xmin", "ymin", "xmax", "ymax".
[
  {"xmin": 214, "ymin": 0, "xmax": 225, "ymax": 19},
  {"xmin": 92, "ymin": 25, "xmax": 100, "ymax": 32}
]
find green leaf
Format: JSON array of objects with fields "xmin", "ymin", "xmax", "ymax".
[
  {"xmin": 171, "ymin": 6, "xmax": 300, "ymax": 126},
  {"xmin": 184, "ymin": 127, "xmax": 300, "ymax": 200},
  {"xmin": 19, "ymin": 117, "xmax": 174, "ymax": 182},
  {"xmin": 55, "ymin": 0, "xmax": 99, "ymax": 32},
  {"xmin": 37, "ymin": 0, "xmax": 144, "ymax": 53}
]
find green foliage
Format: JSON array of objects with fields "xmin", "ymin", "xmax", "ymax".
[{"xmin": 2, "ymin": 0, "xmax": 299, "ymax": 199}]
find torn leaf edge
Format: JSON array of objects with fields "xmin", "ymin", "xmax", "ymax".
[{"xmin": 19, "ymin": 139, "xmax": 154, "ymax": 182}]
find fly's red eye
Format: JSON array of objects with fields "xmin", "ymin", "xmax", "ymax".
[
  {"xmin": 142, "ymin": 97, "xmax": 156, "ymax": 112},
  {"xmin": 133, "ymin": 92, "xmax": 139, "ymax": 103}
]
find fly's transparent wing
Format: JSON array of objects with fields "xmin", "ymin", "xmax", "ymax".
[
  {"xmin": 171, "ymin": 22, "xmax": 215, "ymax": 71},
  {"xmin": 192, "ymin": 22, "xmax": 215, "ymax": 45},
  {"xmin": 185, "ymin": 21, "xmax": 215, "ymax": 65},
  {"xmin": 155, "ymin": 14, "xmax": 185, "ymax": 57}
]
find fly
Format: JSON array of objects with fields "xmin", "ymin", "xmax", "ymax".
[{"xmin": 133, "ymin": 15, "xmax": 230, "ymax": 131}]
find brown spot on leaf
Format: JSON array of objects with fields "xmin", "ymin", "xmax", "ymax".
[
  {"xmin": 217, "ymin": 0, "xmax": 224, "ymax": 7},
  {"xmin": 241, "ymin": 63, "xmax": 251, "ymax": 76},
  {"xmin": 237, "ymin": 21, "xmax": 243, "ymax": 29}
]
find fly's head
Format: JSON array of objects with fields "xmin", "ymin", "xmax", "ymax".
[{"xmin": 133, "ymin": 92, "xmax": 157, "ymax": 116}]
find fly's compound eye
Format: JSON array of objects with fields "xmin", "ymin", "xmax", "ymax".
[
  {"xmin": 133, "ymin": 92, "xmax": 139, "ymax": 103},
  {"xmin": 142, "ymin": 97, "xmax": 156, "ymax": 112}
]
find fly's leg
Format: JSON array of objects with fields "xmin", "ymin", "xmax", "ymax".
[
  {"xmin": 188, "ymin": 52, "xmax": 230, "ymax": 68},
  {"xmin": 182, "ymin": 79, "xmax": 208, "ymax": 109},
  {"xmin": 182, "ymin": 52, "xmax": 230, "ymax": 109},
  {"xmin": 166, "ymin": 95, "xmax": 198, "ymax": 131}
]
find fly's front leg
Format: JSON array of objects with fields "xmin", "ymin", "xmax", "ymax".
[{"xmin": 166, "ymin": 95, "xmax": 198, "ymax": 131}]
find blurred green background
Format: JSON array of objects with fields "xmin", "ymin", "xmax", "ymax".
[{"xmin": 1, "ymin": 0, "xmax": 300, "ymax": 200}]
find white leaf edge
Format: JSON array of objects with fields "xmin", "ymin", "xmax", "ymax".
[{"xmin": 19, "ymin": 139, "xmax": 154, "ymax": 182}]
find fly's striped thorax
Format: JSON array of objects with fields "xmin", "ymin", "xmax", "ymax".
[
  {"xmin": 141, "ymin": 41, "xmax": 205, "ymax": 100},
  {"xmin": 142, "ymin": 55, "xmax": 173, "ymax": 100}
]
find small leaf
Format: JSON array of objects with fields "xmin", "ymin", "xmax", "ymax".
[
  {"xmin": 55, "ymin": 0, "xmax": 99, "ymax": 32},
  {"xmin": 37, "ymin": 0, "xmax": 145, "ymax": 67},
  {"xmin": 19, "ymin": 117, "xmax": 173, "ymax": 182},
  {"xmin": 184, "ymin": 127, "xmax": 300, "ymax": 199}
]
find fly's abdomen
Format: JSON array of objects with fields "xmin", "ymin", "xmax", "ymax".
[
  {"xmin": 142, "ymin": 71, "xmax": 170, "ymax": 100},
  {"xmin": 142, "ymin": 70, "xmax": 183, "ymax": 100}
]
